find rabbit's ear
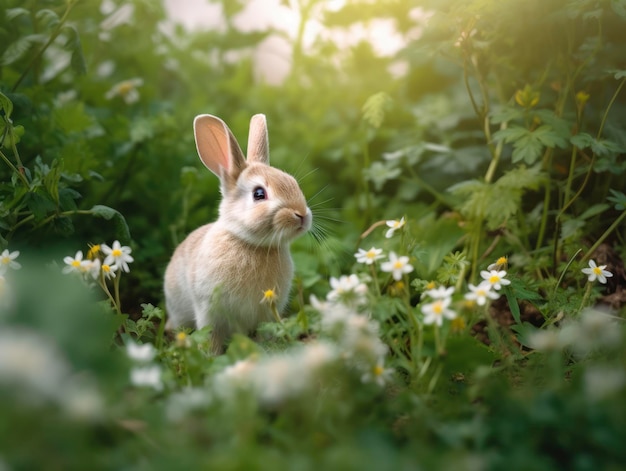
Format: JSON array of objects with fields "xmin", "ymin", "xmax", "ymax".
[
  {"xmin": 246, "ymin": 114, "xmax": 269, "ymax": 164},
  {"xmin": 194, "ymin": 114, "xmax": 246, "ymax": 178}
]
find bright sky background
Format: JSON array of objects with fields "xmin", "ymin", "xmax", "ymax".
[{"xmin": 162, "ymin": 0, "xmax": 425, "ymax": 83}]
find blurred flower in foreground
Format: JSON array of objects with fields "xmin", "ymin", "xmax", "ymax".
[
  {"xmin": 0, "ymin": 329, "xmax": 103, "ymax": 420},
  {"xmin": 361, "ymin": 358, "xmax": 393, "ymax": 386},
  {"xmin": 381, "ymin": 252, "xmax": 414, "ymax": 281},
  {"xmin": 130, "ymin": 366, "xmax": 163, "ymax": 391},
  {"xmin": 581, "ymin": 259, "xmax": 613, "ymax": 284},
  {"xmin": 214, "ymin": 342, "xmax": 337, "ymax": 405},
  {"xmin": 126, "ymin": 340, "xmax": 157, "ymax": 363},
  {"xmin": 464, "ymin": 282, "xmax": 500, "ymax": 306},
  {"xmin": 327, "ymin": 274, "xmax": 368, "ymax": 307},
  {"xmin": 385, "ymin": 217, "xmax": 405, "ymax": 238},
  {"xmin": 422, "ymin": 297, "xmax": 457, "ymax": 326},
  {"xmin": 0, "ymin": 249, "xmax": 20, "ymax": 274},
  {"xmin": 105, "ymin": 78, "xmax": 143, "ymax": 104}
]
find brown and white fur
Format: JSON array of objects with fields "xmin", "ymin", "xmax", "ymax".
[{"xmin": 164, "ymin": 114, "xmax": 312, "ymax": 353}]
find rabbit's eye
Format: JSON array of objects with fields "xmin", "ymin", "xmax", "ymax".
[{"xmin": 252, "ymin": 187, "xmax": 267, "ymax": 201}]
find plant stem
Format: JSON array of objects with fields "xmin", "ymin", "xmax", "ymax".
[
  {"xmin": 582, "ymin": 211, "xmax": 626, "ymax": 262},
  {"xmin": 596, "ymin": 76, "xmax": 626, "ymax": 139},
  {"xmin": 370, "ymin": 263, "xmax": 381, "ymax": 295},
  {"xmin": 433, "ymin": 324, "xmax": 443, "ymax": 356},
  {"xmin": 99, "ymin": 275, "xmax": 120, "ymax": 315},
  {"xmin": 579, "ymin": 281, "xmax": 593, "ymax": 312},
  {"xmin": 113, "ymin": 274, "xmax": 122, "ymax": 314},
  {"xmin": 0, "ymin": 148, "xmax": 29, "ymax": 187}
]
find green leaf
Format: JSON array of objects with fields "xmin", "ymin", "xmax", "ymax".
[
  {"xmin": 612, "ymin": 0, "xmax": 626, "ymax": 18},
  {"xmin": 0, "ymin": 92, "xmax": 13, "ymax": 119},
  {"xmin": 89, "ymin": 205, "xmax": 131, "ymax": 243},
  {"xmin": 495, "ymin": 125, "xmax": 568, "ymax": 165},
  {"xmin": 362, "ymin": 92, "xmax": 392, "ymax": 128},
  {"xmin": 490, "ymin": 105, "xmax": 523, "ymax": 124},
  {"xmin": 63, "ymin": 25, "xmax": 86, "ymax": 76},
  {"xmin": 579, "ymin": 203, "xmax": 609, "ymax": 220},
  {"xmin": 36, "ymin": 9, "xmax": 60, "ymax": 30},
  {"xmin": 607, "ymin": 189, "xmax": 626, "ymax": 211},
  {"xmin": 26, "ymin": 191, "xmax": 56, "ymax": 221},
  {"xmin": 612, "ymin": 69, "xmax": 626, "ymax": 80},
  {"xmin": 6, "ymin": 8, "xmax": 29, "ymax": 21},
  {"xmin": 571, "ymin": 132, "xmax": 595, "ymax": 149},
  {"xmin": 503, "ymin": 286, "xmax": 522, "ymax": 325},
  {"xmin": 0, "ymin": 34, "xmax": 46, "ymax": 66},
  {"xmin": 450, "ymin": 166, "xmax": 545, "ymax": 230}
]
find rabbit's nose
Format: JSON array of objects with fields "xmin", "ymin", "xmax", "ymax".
[{"xmin": 295, "ymin": 208, "xmax": 312, "ymax": 231}]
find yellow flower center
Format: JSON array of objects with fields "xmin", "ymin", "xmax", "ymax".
[
  {"xmin": 87, "ymin": 244, "xmax": 101, "ymax": 260},
  {"xmin": 593, "ymin": 267, "xmax": 603, "ymax": 276},
  {"xmin": 496, "ymin": 256, "xmax": 507, "ymax": 265},
  {"xmin": 176, "ymin": 332, "xmax": 187, "ymax": 341},
  {"xmin": 263, "ymin": 289, "xmax": 276, "ymax": 301},
  {"xmin": 373, "ymin": 365, "xmax": 384, "ymax": 376},
  {"xmin": 489, "ymin": 275, "xmax": 500, "ymax": 284},
  {"xmin": 112, "ymin": 249, "xmax": 122, "ymax": 257},
  {"xmin": 71, "ymin": 260, "xmax": 81, "ymax": 268},
  {"xmin": 102, "ymin": 264, "xmax": 111, "ymax": 273},
  {"xmin": 433, "ymin": 301, "xmax": 444, "ymax": 315},
  {"xmin": 117, "ymin": 81, "xmax": 135, "ymax": 95},
  {"xmin": 426, "ymin": 281, "xmax": 436, "ymax": 290},
  {"xmin": 366, "ymin": 250, "xmax": 377, "ymax": 259},
  {"xmin": 477, "ymin": 289, "xmax": 487, "ymax": 296},
  {"xmin": 393, "ymin": 261, "xmax": 404, "ymax": 270},
  {"xmin": 1, "ymin": 257, "xmax": 9, "ymax": 265}
]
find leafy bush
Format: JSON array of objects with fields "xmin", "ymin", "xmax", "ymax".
[{"xmin": 1, "ymin": 0, "xmax": 625, "ymax": 469}]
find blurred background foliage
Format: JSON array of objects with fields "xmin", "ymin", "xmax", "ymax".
[{"xmin": 1, "ymin": 0, "xmax": 625, "ymax": 469}]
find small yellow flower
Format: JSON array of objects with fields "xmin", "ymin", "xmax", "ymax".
[
  {"xmin": 425, "ymin": 281, "xmax": 436, "ymax": 290},
  {"xmin": 175, "ymin": 331, "xmax": 190, "ymax": 348},
  {"xmin": 575, "ymin": 90, "xmax": 590, "ymax": 107},
  {"xmin": 488, "ymin": 256, "xmax": 508, "ymax": 271},
  {"xmin": 515, "ymin": 85, "xmax": 540, "ymax": 108},
  {"xmin": 87, "ymin": 244, "xmax": 101, "ymax": 260},
  {"xmin": 261, "ymin": 288, "xmax": 278, "ymax": 304}
]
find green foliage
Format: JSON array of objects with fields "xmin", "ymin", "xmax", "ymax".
[{"xmin": 1, "ymin": 0, "xmax": 625, "ymax": 469}]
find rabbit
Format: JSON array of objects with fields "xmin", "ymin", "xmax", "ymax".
[{"xmin": 164, "ymin": 113, "xmax": 312, "ymax": 353}]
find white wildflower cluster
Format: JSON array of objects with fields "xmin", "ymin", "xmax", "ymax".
[
  {"xmin": 0, "ymin": 328, "xmax": 103, "ymax": 421},
  {"xmin": 62, "ymin": 240, "xmax": 133, "ymax": 280},
  {"xmin": 528, "ymin": 308, "xmax": 622, "ymax": 357},
  {"xmin": 528, "ymin": 308, "xmax": 625, "ymax": 401},
  {"xmin": 213, "ymin": 341, "xmax": 338, "ymax": 405},
  {"xmin": 312, "ymin": 296, "xmax": 391, "ymax": 386},
  {"xmin": 326, "ymin": 274, "xmax": 368, "ymax": 307},
  {"xmin": 62, "ymin": 240, "xmax": 134, "ymax": 313},
  {"xmin": 126, "ymin": 340, "xmax": 163, "ymax": 392},
  {"xmin": 462, "ymin": 257, "xmax": 510, "ymax": 307},
  {"xmin": 166, "ymin": 340, "xmax": 340, "ymax": 420},
  {"xmin": 421, "ymin": 285, "xmax": 457, "ymax": 326}
]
